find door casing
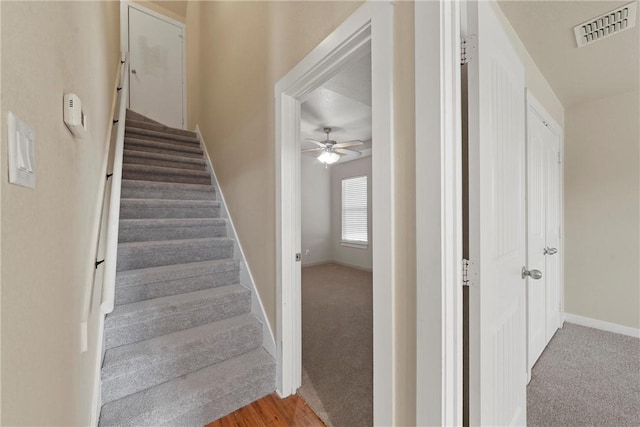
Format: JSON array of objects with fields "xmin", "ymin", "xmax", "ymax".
[{"xmin": 120, "ymin": 0, "xmax": 187, "ymax": 129}]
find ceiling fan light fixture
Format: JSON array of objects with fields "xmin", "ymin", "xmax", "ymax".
[{"xmin": 317, "ymin": 151, "xmax": 340, "ymax": 164}]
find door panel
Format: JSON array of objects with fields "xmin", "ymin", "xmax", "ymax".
[
  {"xmin": 467, "ymin": 2, "xmax": 527, "ymax": 425},
  {"xmin": 129, "ymin": 7, "xmax": 184, "ymax": 128},
  {"xmin": 526, "ymin": 111, "xmax": 547, "ymax": 371}
]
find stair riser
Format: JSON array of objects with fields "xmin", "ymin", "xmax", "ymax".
[
  {"xmin": 116, "ymin": 268, "xmax": 240, "ymax": 305},
  {"xmin": 123, "ymin": 170, "xmax": 211, "ymax": 185},
  {"xmin": 126, "ymin": 120, "xmax": 197, "ymax": 138},
  {"xmin": 102, "ymin": 321, "xmax": 262, "ymax": 403},
  {"xmin": 119, "ymin": 224, "xmax": 227, "ymax": 243},
  {"xmin": 120, "ymin": 186, "xmax": 215, "ymax": 201},
  {"xmin": 120, "ymin": 204, "xmax": 219, "ymax": 219},
  {"xmin": 125, "ymin": 142, "xmax": 203, "ymax": 159},
  {"xmin": 169, "ymin": 374, "xmax": 274, "ymax": 427},
  {"xmin": 125, "ymin": 131, "xmax": 200, "ymax": 148},
  {"xmin": 124, "ymin": 154, "xmax": 206, "ymax": 171},
  {"xmin": 104, "ymin": 291, "xmax": 251, "ymax": 349},
  {"xmin": 117, "ymin": 241, "xmax": 233, "ymax": 271},
  {"xmin": 98, "ymin": 349, "xmax": 275, "ymax": 427}
]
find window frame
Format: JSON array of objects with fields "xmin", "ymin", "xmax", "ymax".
[{"xmin": 340, "ymin": 174, "xmax": 369, "ymax": 248}]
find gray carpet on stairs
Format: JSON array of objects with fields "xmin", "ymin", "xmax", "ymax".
[
  {"xmin": 299, "ymin": 263, "xmax": 373, "ymax": 427},
  {"xmin": 527, "ymin": 323, "xmax": 640, "ymax": 427},
  {"xmin": 99, "ymin": 110, "xmax": 274, "ymax": 426}
]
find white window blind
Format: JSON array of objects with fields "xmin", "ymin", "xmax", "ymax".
[{"xmin": 341, "ymin": 175, "xmax": 368, "ymax": 243}]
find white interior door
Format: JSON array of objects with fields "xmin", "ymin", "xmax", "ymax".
[
  {"xmin": 128, "ymin": 6, "xmax": 184, "ymax": 128},
  {"xmin": 526, "ymin": 102, "xmax": 548, "ymax": 371},
  {"xmin": 467, "ymin": 2, "xmax": 528, "ymax": 425},
  {"xmin": 526, "ymin": 94, "xmax": 562, "ymax": 373}
]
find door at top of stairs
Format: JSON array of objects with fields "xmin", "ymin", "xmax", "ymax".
[{"xmin": 128, "ymin": 5, "xmax": 184, "ymax": 129}]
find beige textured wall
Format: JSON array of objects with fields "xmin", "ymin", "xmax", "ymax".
[
  {"xmin": 495, "ymin": 2, "xmax": 564, "ymax": 127},
  {"xmin": 1, "ymin": 1, "xmax": 120, "ymax": 424},
  {"xmin": 188, "ymin": 1, "xmax": 417, "ymax": 423},
  {"xmin": 565, "ymin": 90, "xmax": 640, "ymax": 329},
  {"xmin": 148, "ymin": 0, "xmax": 187, "ymax": 19},
  {"xmin": 134, "ymin": 0, "xmax": 186, "ymax": 23}
]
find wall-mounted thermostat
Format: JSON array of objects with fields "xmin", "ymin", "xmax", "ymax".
[{"xmin": 63, "ymin": 93, "xmax": 87, "ymax": 138}]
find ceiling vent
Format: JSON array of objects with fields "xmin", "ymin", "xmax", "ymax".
[{"xmin": 573, "ymin": 1, "xmax": 637, "ymax": 47}]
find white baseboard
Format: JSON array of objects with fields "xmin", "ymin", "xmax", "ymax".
[{"xmin": 564, "ymin": 313, "xmax": 640, "ymax": 339}]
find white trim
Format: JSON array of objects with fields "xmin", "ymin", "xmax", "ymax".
[
  {"xmin": 196, "ymin": 126, "xmax": 277, "ymax": 358},
  {"xmin": 564, "ymin": 313, "xmax": 640, "ymax": 338},
  {"xmin": 275, "ymin": 2, "xmax": 394, "ymax": 424},
  {"xmin": 120, "ymin": 0, "xmax": 188, "ymax": 129},
  {"xmin": 339, "ymin": 241, "xmax": 368, "ymax": 249},
  {"xmin": 415, "ymin": 1, "xmax": 463, "ymax": 425}
]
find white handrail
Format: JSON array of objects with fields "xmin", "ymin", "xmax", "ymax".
[{"xmin": 100, "ymin": 53, "xmax": 129, "ymax": 314}]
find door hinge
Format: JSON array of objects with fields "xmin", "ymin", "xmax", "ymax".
[
  {"xmin": 461, "ymin": 35, "xmax": 476, "ymax": 65},
  {"xmin": 295, "ymin": 253, "xmax": 302, "ymax": 262},
  {"xmin": 462, "ymin": 258, "xmax": 477, "ymax": 287},
  {"xmin": 557, "ymin": 152, "xmax": 562, "ymax": 164}
]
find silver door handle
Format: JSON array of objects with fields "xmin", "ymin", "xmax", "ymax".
[
  {"xmin": 543, "ymin": 247, "xmax": 558, "ymax": 255},
  {"xmin": 522, "ymin": 267, "xmax": 542, "ymax": 280},
  {"xmin": 131, "ymin": 69, "xmax": 137, "ymax": 74}
]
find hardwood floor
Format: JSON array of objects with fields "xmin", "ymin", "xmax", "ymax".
[{"xmin": 205, "ymin": 393, "xmax": 326, "ymax": 427}]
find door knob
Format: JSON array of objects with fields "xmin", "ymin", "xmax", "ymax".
[
  {"xmin": 522, "ymin": 267, "xmax": 542, "ymax": 280},
  {"xmin": 543, "ymin": 247, "xmax": 558, "ymax": 255},
  {"xmin": 131, "ymin": 69, "xmax": 137, "ymax": 74}
]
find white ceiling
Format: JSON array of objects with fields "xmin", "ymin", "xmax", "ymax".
[
  {"xmin": 300, "ymin": 53, "xmax": 372, "ymax": 164},
  {"xmin": 499, "ymin": 0, "xmax": 639, "ymax": 107}
]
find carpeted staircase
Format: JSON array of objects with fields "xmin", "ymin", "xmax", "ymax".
[{"xmin": 98, "ymin": 111, "xmax": 275, "ymax": 426}]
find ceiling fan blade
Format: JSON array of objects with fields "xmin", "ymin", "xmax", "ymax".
[
  {"xmin": 305, "ymin": 138, "xmax": 326, "ymax": 148},
  {"xmin": 333, "ymin": 140, "xmax": 364, "ymax": 149},
  {"xmin": 301, "ymin": 147, "xmax": 324, "ymax": 153},
  {"xmin": 335, "ymin": 148, "xmax": 361, "ymax": 156}
]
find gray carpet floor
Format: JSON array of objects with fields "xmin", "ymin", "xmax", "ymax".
[
  {"xmin": 528, "ymin": 323, "xmax": 640, "ymax": 427},
  {"xmin": 299, "ymin": 263, "xmax": 373, "ymax": 427}
]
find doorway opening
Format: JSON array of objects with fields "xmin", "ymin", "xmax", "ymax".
[
  {"xmin": 275, "ymin": 3, "xmax": 393, "ymax": 424},
  {"xmin": 298, "ymin": 53, "xmax": 373, "ymax": 426},
  {"xmin": 120, "ymin": 1, "xmax": 186, "ymax": 129}
]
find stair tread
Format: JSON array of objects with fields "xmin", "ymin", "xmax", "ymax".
[
  {"xmin": 120, "ymin": 218, "xmax": 226, "ymax": 228},
  {"xmin": 126, "ymin": 110, "xmax": 164, "ymax": 126},
  {"xmin": 123, "ymin": 163, "xmax": 211, "ymax": 177},
  {"xmin": 126, "ymin": 127, "xmax": 199, "ymax": 144},
  {"xmin": 99, "ymin": 348, "xmax": 275, "ymax": 426},
  {"xmin": 102, "ymin": 313, "xmax": 259, "ymax": 379},
  {"xmin": 126, "ymin": 119, "xmax": 197, "ymax": 138},
  {"xmin": 116, "ymin": 259, "xmax": 240, "ymax": 288},
  {"xmin": 118, "ymin": 236, "xmax": 233, "ymax": 249},
  {"xmin": 120, "ymin": 198, "xmax": 220, "ymax": 206},
  {"xmin": 125, "ymin": 136, "xmax": 203, "ymax": 154},
  {"xmin": 107, "ymin": 284, "xmax": 248, "ymax": 323},
  {"xmin": 124, "ymin": 149, "xmax": 206, "ymax": 165},
  {"xmin": 121, "ymin": 179, "xmax": 214, "ymax": 192}
]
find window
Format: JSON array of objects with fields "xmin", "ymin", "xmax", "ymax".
[{"xmin": 341, "ymin": 175, "xmax": 368, "ymax": 244}]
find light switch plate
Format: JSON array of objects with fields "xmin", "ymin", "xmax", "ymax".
[{"xmin": 7, "ymin": 112, "xmax": 35, "ymax": 188}]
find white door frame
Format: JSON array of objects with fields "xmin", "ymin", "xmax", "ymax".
[
  {"xmin": 525, "ymin": 89, "xmax": 565, "ymax": 357},
  {"xmin": 275, "ymin": 2, "xmax": 393, "ymax": 424},
  {"xmin": 415, "ymin": 1, "xmax": 463, "ymax": 426},
  {"xmin": 120, "ymin": 0, "xmax": 187, "ymax": 129}
]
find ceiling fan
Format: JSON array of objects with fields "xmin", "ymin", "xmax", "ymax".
[{"xmin": 302, "ymin": 127, "xmax": 363, "ymax": 165}]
